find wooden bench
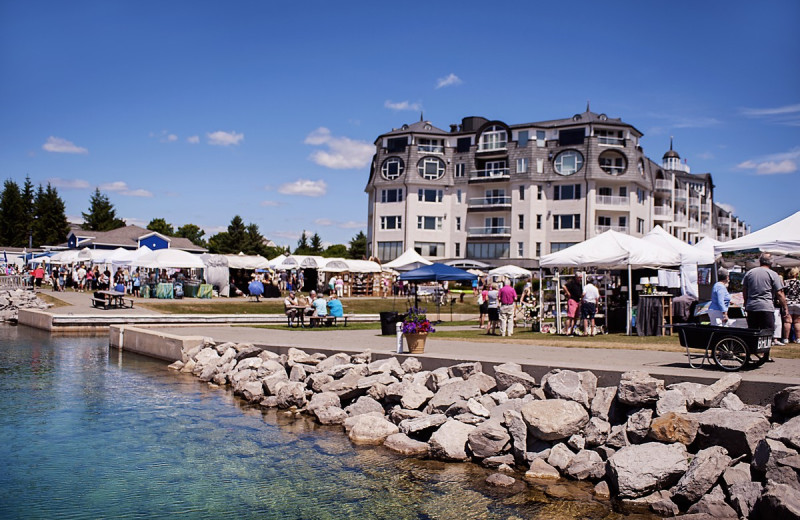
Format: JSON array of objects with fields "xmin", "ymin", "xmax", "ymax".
[
  {"xmin": 307, "ymin": 315, "xmax": 356, "ymax": 327},
  {"xmin": 91, "ymin": 297, "xmax": 110, "ymax": 310}
]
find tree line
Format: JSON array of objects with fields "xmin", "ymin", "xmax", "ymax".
[{"xmin": 0, "ymin": 176, "xmax": 70, "ymax": 247}]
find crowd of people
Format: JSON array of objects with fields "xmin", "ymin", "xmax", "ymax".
[{"xmin": 283, "ymin": 289, "xmax": 344, "ymax": 325}]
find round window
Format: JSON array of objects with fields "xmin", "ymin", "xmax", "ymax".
[
  {"xmin": 599, "ymin": 150, "xmax": 628, "ymax": 176},
  {"xmin": 381, "ymin": 157, "xmax": 405, "ymax": 180},
  {"xmin": 417, "ymin": 157, "xmax": 445, "ymax": 180},
  {"xmin": 553, "ymin": 150, "xmax": 584, "ymax": 176}
]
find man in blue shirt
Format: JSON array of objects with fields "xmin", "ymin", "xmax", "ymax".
[{"xmin": 327, "ymin": 294, "xmax": 344, "ymax": 317}]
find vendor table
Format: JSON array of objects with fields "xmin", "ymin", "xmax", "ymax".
[
  {"xmin": 636, "ymin": 294, "xmax": 673, "ymax": 336},
  {"xmin": 197, "ymin": 284, "xmax": 213, "ymax": 299},
  {"xmin": 156, "ymin": 282, "xmax": 174, "ymax": 299}
]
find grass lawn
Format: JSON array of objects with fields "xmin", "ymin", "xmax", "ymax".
[
  {"xmin": 37, "ymin": 293, "xmax": 71, "ymax": 308},
  {"xmin": 248, "ymin": 319, "xmax": 477, "ymax": 332}
]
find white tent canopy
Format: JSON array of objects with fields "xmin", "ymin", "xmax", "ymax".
[
  {"xmin": 383, "ymin": 248, "xmax": 433, "ymax": 271},
  {"xmin": 225, "ymin": 253, "xmax": 270, "ymax": 270},
  {"xmin": 320, "ymin": 258, "xmax": 383, "ymax": 273},
  {"xmin": 714, "ymin": 211, "xmax": 800, "ymax": 264},
  {"xmin": 643, "ymin": 226, "xmax": 714, "ymax": 299},
  {"xmin": 134, "ymin": 249, "xmax": 205, "ymax": 269},
  {"xmin": 488, "ymin": 264, "xmax": 532, "ymax": 280},
  {"xmin": 540, "ymin": 230, "xmax": 681, "ymax": 269}
]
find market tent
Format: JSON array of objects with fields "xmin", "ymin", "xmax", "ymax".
[
  {"xmin": 345, "ymin": 259, "xmax": 383, "ymax": 273},
  {"xmin": 445, "ymin": 259, "xmax": 490, "ymax": 270},
  {"xmin": 714, "ymin": 211, "xmax": 800, "ymax": 265},
  {"xmin": 225, "ymin": 253, "xmax": 270, "ymax": 270},
  {"xmin": 384, "ymin": 248, "xmax": 433, "ymax": 271},
  {"xmin": 199, "ymin": 253, "xmax": 230, "ymax": 296},
  {"xmin": 642, "ymin": 226, "xmax": 713, "ymax": 299},
  {"xmin": 320, "ymin": 258, "xmax": 350, "ymax": 272},
  {"xmin": 134, "ymin": 249, "xmax": 205, "ymax": 269},
  {"xmin": 91, "ymin": 247, "xmax": 130, "ymax": 265},
  {"xmin": 399, "ymin": 263, "xmax": 477, "ymax": 282},
  {"xmin": 694, "ymin": 237, "xmax": 721, "ymax": 261},
  {"xmin": 50, "ymin": 250, "xmax": 80, "ymax": 265},
  {"xmin": 488, "ymin": 264, "xmax": 532, "ymax": 281}
]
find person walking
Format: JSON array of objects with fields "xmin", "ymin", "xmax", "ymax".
[
  {"xmin": 742, "ymin": 253, "xmax": 788, "ymax": 360},
  {"xmin": 581, "ymin": 277, "xmax": 601, "ymax": 336},
  {"xmin": 498, "ymin": 280, "xmax": 517, "ymax": 337},
  {"xmin": 562, "ymin": 274, "xmax": 582, "ymax": 335},
  {"xmin": 708, "ymin": 268, "xmax": 731, "ymax": 325},
  {"xmin": 486, "ymin": 284, "xmax": 500, "ymax": 335}
]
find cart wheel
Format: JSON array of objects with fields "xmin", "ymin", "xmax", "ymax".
[
  {"xmin": 749, "ymin": 349, "xmax": 770, "ymax": 368},
  {"xmin": 712, "ymin": 336, "xmax": 748, "ymax": 371}
]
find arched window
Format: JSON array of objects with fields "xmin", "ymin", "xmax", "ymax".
[
  {"xmin": 478, "ymin": 125, "xmax": 507, "ymax": 151},
  {"xmin": 553, "ymin": 150, "xmax": 584, "ymax": 176},
  {"xmin": 599, "ymin": 150, "xmax": 627, "ymax": 175}
]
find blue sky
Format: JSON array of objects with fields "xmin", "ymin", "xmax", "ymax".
[{"xmin": 1, "ymin": 1, "xmax": 798, "ymax": 247}]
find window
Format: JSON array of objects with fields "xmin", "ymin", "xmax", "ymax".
[
  {"xmin": 637, "ymin": 218, "xmax": 645, "ymax": 234},
  {"xmin": 417, "ymin": 137, "xmax": 444, "ymax": 154},
  {"xmin": 537, "ymin": 185, "xmax": 543, "ymax": 200},
  {"xmin": 518, "ymin": 214, "xmax": 524, "ymax": 230},
  {"xmin": 599, "ymin": 150, "xmax": 627, "ymax": 175},
  {"xmin": 553, "ymin": 184, "xmax": 582, "ymax": 200},
  {"xmin": 478, "ymin": 125, "xmax": 507, "ymax": 151},
  {"xmin": 553, "ymin": 214, "xmax": 581, "ymax": 230},
  {"xmin": 518, "ymin": 242, "xmax": 524, "ymax": 257},
  {"xmin": 636, "ymin": 188, "xmax": 646, "ymax": 204},
  {"xmin": 455, "ymin": 243, "xmax": 461, "ymax": 257},
  {"xmin": 485, "ymin": 160, "xmax": 507, "ymax": 176},
  {"xmin": 618, "ymin": 216, "xmax": 627, "ymax": 229},
  {"xmin": 619, "ymin": 186, "xmax": 627, "ymax": 197},
  {"xmin": 418, "ymin": 189, "xmax": 443, "ymax": 202},
  {"xmin": 418, "ymin": 157, "xmax": 446, "ymax": 180},
  {"xmin": 535, "ymin": 242, "xmax": 541, "ymax": 257},
  {"xmin": 467, "ymin": 242, "xmax": 510, "ymax": 259},
  {"xmin": 518, "ymin": 130, "xmax": 529, "ymax": 148},
  {"xmin": 596, "ymin": 128, "xmax": 624, "ymax": 146},
  {"xmin": 550, "ymin": 242, "xmax": 577, "ymax": 253},
  {"xmin": 456, "ymin": 137, "xmax": 471, "ymax": 153},
  {"xmin": 380, "ymin": 216, "xmax": 402, "ymax": 230},
  {"xmin": 456, "ymin": 217, "xmax": 461, "ymax": 231},
  {"xmin": 381, "ymin": 157, "xmax": 405, "ymax": 180},
  {"xmin": 516, "ymin": 158, "xmax": 529, "ymax": 173},
  {"xmin": 598, "ymin": 187, "xmax": 612, "ymax": 197},
  {"xmin": 536, "ymin": 130, "xmax": 546, "ymax": 148},
  {"xmin": 554, "ymin": 150, "xmax": 584, "ymax": 175},
  {"xmin": 485, "ymin": 188, "xmax": 506, "ymax": 204},
  {"xmin": 377, "ymin": 241, "xmax": 403, "ymax": 262},
  {"xmin": 559, "ymin": 128, "xmax": 585, "ymax": 146},
  {"xmin": 414, "ymin": 242, "xmax": 444, "ymax": 257},
  {"xmin": 455, "ymin": 163, "xmax": 465, "ymax": 178},
  {"xmin": 456, "ymin": 189, "xmax": 462, "ymax": 203},
  {"xmin": 484, "ymin": 217, "xmax": 506, "ymax": 233},
  {"xmin": 536, "ymin": 214, "xmax": 542, "ymax": 229},
  {"xmin": 381, "ymin": 188, "xmax": 403, "ymax": 203},
  {"xmin": 536, "ymin": 158, "xmax": 544, "ymax": 173},
  {"xmin": 417, "ymin": 216, "xmax": 443, "ymax": 230},
  {"xmin": 386, "ymin": 137, "xmax": 406, "ymax": 153},
  {"xmin": 598, "ymin": 216, "xmax": 611, "ymax": 227},
  {"xmin": 519, "ymin": 185, "xmax": 525, "ymax": 200}
]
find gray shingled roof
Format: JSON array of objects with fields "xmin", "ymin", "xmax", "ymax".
[
  {"xmin": 379, "ymin": 120, "xmax": 450, "ymax": 138},
  {"xmin": 68, "ymin": 225, "xmax": 207, "ymax": 252}
]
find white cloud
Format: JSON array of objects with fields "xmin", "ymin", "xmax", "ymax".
[
  {"xmin": 99, "ymin": 181, "xmax": 154, "ymax": 197},
  {"xmin": 696, "ymin": 151, "xmax": 715, "ymax": 160},
  {"xmin": 166, "ymin": 134, "xmax": 178, "ymax": 142},
  {"xmin": 122, "ymin": 217, "xmax": 148, "ymax": 227},
  {"xmin": 384, "ymin": 100, "xmax": 422, "ymax": 111},
  {"xmin": 187, "ymin": 135, "xmax": 200, "ymax": 144},
  {"xmin": 260, "ymin": 200, "xmax": 281, "ymax": 207},
  {"xmin": 47, "ymin": 177, "xmax": 90, "ymax": 189},
  {"xmin": 436, "ymin": 73, "xmax": 462, "ymax": 89},
  {"xmin": 42, "ymin": 136, "xmax": 88, "ymax": 154},
  {"xmin": 67, "ymin": 214, "xmax": 83, "ymax": 224},
  {"xmin": 314, "ymin": 218, "xmax": 334, "ymax": 226},
  {"xmin": 304, "ymin": 127, "xmax": 373, "ymax": 169},
  {"xmin": 272, "ymin": 230, "xmax": 301, "ymax": 240},
  {"xmin": 278, "ymin": 179, "xmax": 328, "ymax": 197},
  {"xmin": 741, "ymin": 103, "xmax": 800, "ymax": 126},
  {"xmin": 313, "ymin": 218, "xmax": 365, "ymax": 229},
  {"xmin": 737, "ymin": 147, "xmax": 800, "ymax": 175},
  {"xmin": 207, "ymin": 130, "xmax": 244, "ymax": 146}
]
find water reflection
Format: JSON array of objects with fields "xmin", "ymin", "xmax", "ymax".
[{"xmin": 0, "ymin": 325, "xmax": 654, "ymax": 519}]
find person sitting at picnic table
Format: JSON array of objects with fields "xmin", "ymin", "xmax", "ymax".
[
  {"xmin": 327, "ymin": 293, "xmax": 344, "ymax": 318},
  {"xmin": 304, "ymin": 290, "xmax": 317, "ymax": 317},
  {"xmin": 312, "ymin": 293, "xmax": 328, "ymax": 317},
  {"xmin": 284, "ymin": 291, "xmax": 299, "ymax": 321}
]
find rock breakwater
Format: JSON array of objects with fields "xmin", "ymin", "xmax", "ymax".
[
  {"xmin": 0, "ymin": 289, "xmax": 51, "ymax": 322},
  {"xmin": 169, "ymin": 341, "xmax": 800, "ymax": 518}
]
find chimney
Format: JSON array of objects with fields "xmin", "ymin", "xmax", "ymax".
[{"xmin": 449, "ymin": 124, "xmax": 458, "ymax": 133}]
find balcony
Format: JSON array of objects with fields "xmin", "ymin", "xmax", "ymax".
[
  {"xmin": 718, "ymin": 216, "xmax": 731, "ymax": 227},
  {"xmin": 689, "ymin": 196, "xmax": 701, "ymax": 207},
  {"xmin": 468, "ymin": 196, "xmax": 512, "ymax": 210},
  {"xmin": 655, "ymin": 179, "xmax": 672, "ymax": 191},
  {"xmin": 467, "ymin": 226, "xmax": 511, "ymax": 238},
  {"xmin": 654, "ymin": 206, "xmax": 672, "ymax": 219},
  {"xmin": 674, "ymin": 193, "xmax": 687, "ymax": 202},
  {"xmin": 476, "ymin": 141, "xmax": 507, "ymax": 153},
  {"xmin": 468, "ymin": 168, "xmax": 510, "ymax": 182},
  {"xmin": 596, "ymin": 225, "xmax": 629, "ymax": 234},
  {"xmin": 597, "ymin": 136, "xmax": 625, "ymax": 146},
  {"xmin": 417, "ymin": 144, "xmax": 444, "ymax": 154},
  {"xmin": 673, "ymin": 214, "xmax": 687, "ymax": 226},
  {"xmin": 701, "ymin": 203, "xmax": 711, "ymax": 213},
  {"xmin": 595, "ymin": 194, "xmax": 629, "ymax": 206}
]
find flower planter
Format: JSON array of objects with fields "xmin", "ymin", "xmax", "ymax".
[{"xmin": 404, "ymin": 332, "xmax": 428, "ymax": 354}]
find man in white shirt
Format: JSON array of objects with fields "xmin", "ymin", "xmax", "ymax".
[{"xmin": 581, "ymin": 278, "xmax": 601, "ymax": 336}]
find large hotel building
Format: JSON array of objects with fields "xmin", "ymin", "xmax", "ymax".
[{"xmin": 365, "ymin": 109, "xmax": 748, "ymax": 267}]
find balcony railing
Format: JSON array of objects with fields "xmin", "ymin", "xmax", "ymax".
[
  {"xmin": 595, "ymin": 194, "xmax": 629, "ymax": 206},
  {"xmin": 467, "ymin": 226, "xmax": 511, "ymax": 237},
  {"xmin": 468, "ymin": 196, "xmax": 512, "ymax": 209},
  {"xmin": 417, "ymin": 144, "xmax": 444, "ymax": 154},
  {"xmin": 476, "ymin": 141, "xmax": 507, "ymax": 152},
  {"xmin": 718, "ymin": 217, "xmax": 731, "ymax": 227},
  {"xmin": 674, "ymin": 193, "xmax": 687, "ymax": 202},
  {"xmin": 655, "ymin": 179, "xmax": 672, "ymax": 191},
  {"xmin": 689, "ymin": 197, "xmax": 701, "ymax": 207},
  {"xmin": 654, "ymin": 206, "xmax": 672, "ymax": 217},
  {"xmin": 674, "ymin": 214, "xmax": 687, "ymax": 223},
  {"xmin": 701, "ymin": 203, "xmax": 711, "ymax": 213},
  {"xmin": 469, "ymin": 168, "xmax": 510, "ymax": 180},
  {"xmin": 597, "ymin": 136, "xmax": 625, "ymax": 146},
  {"xmin": 596, "ymin": 225, "xmax": 629, "ymax": 234}
]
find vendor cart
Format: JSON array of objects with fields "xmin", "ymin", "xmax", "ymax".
[{"xmin": 674, "ymin": 324, "xmax": 772, "ymax": 371}]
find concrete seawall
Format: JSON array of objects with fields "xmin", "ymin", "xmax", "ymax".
[{"xmin": 109, "ymin": 326, "xmax": 206, "ymax": 362}]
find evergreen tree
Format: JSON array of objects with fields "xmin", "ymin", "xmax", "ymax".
[
  {"xmin": 82, "ymin": 188, "xmax": 125, "ymax": 231},
  {"xmin": 147, "ymin": 218, "xmax": 175, "ymax": 236},
  {"xmin": 294, "ymin": 231, "xmax": 310, "ymax": 254},
  {"xmin": 0, "ymin": 179, "xmax": 27, "ymax": 246},
  {"xmin": 310, "ymin": 232, "xmax": 323, "ymax": 253},
  {"xmin": 32, "ymin": 183, "xmax": 70, "ymax": 247},
  {"xmin": 207, "ymin": 215, "xmax": 248, "ymax": 254},
  {"xmin": 348, "ymin": 231, "xmax": 367, "ymax": 259},
  {"xmin": 21, "ymin": 175, "xmax": 35, "ymax": 225},
  {"xmin": 175, "ymin": 223, "xmax": 206, "ymax": 247}
]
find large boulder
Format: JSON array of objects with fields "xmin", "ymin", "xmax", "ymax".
[
  {"xmin": 607, "ymin": 442, "xmax": 689, "ymax": 498},
  {"xmin": 344, "ymin": 396, "xmax": 384, "ymax": 417},
  {"xmin": 275, "ymin": 381, "xmax": 307, "ymax": 409},
  {"xmin": 429, "ymin": 420, "xmax": 476, "ymax": 461},
  {"xmin": 686, "ymin": 485, "xmax": 738, "ymax": 518},
  {"xmin": 401, "ymin": 383, "xmax": 434, "ymax": 410},
  {"xmin": 649, "ymin": 412, "xmax": 699, "ymax": 445},
  {"xmin": 314, "ymin": 406, "xmax": 348, "ymax": 425},
  {"xmin": 493, "ymin": 363, "xmax": 537, "ymax": 393},
  {"xmin": 753, "ymin": 482, "xmax": 800, "ymax": 519},
  {"xmin": 521, "ymin": 399, "xmax": 590, "ymax": 441},
  {"xmin": 503, "ymin": 409, "xmax": 528, "ymax": 465},
  {"xmin": 565, "ymin": 449, "xmax": 606, "ymax": 481},
  {"xmin": 467, "ymin": 419, "xmax": 511, "ymax": 459},
  {"xmin": 525, "ymin": 458, "xmax": 561, "ymax": 480},
  {"xmin": 590, "ymin": 386, "xmax": 617, "ymax": 421},
  {"xmin": 585, "ymin": 417, "xmax": 611, "ymax": 447},
  {"xmin": 542, "ymin": 369, "xmax": 591, "ymax": 408},
  {"xmin": 399, "ymin": 413, "xmax": 448, "ymax": 436},
  {"xmin": 384, "ymin": 433, "xmax": 429, "ymax": 457},
  {"xmin": 449, "ymin": 362, "xmax": 482, "ymax": 379},
  {"xmin": 693, "ymin": 409, "xmax": 770, "ymax": 458},
  {"xmin": 426, "ymin": 379, "xmax": 482, "ymax": 413},
  {"xmin": 694, "ymin": 374, "xmax": 742, "ymax": 408},
  {"xmin": 670, "ymin": 446, "xmax": 732, "ymax": 507},
  {"xmin": 767, "ymin": 415, "xmax": 800, "ymax": 451},
  {"xmin": 468, "ymin": 372, "xmax": 497, "ymax": 394},
  {"xmin": 625, "ymin": 409, "xmax": 653, "ymax": 444},
  {"xmin": 616, "ymin": 371, "xmax": 664, "ymax": 407},
  {"xmin": 656, "ymin": 389, "xmax": 688, "ymax": 416},
  {"xmin": 320, "ymin": 371, "xmax": 363, "ymax": 401},
  {"xmin": 315, "ymin": 352, "xmax": 351, "ymax": 372},
  {"xmin": 546, "ymin": 442, "xmax": 575, "ymax": 473},
  {"xmin": 774, "ymin": 386, "xmax": 800, "ymax": 417},
  {"xmin": 752, "ymin": 438, "xmax": 800, "ymax": 487},
  {"xmin": 347, "ymin": 415, "xmax": 399, "ymax": 445}
]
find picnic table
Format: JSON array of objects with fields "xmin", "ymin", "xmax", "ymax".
[{"xmin": 92, "ymin": 290, "xmax": 134, "ymax": 310}]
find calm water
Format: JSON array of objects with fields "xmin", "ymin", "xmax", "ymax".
[{"xmin": 0, "ymin": 325, "xmax": 646, "ymax": 520}]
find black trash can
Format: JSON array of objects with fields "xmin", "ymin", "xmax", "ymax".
[{"xmin": 380, "ymin": 311, "xmax": 401, "ymax": 335}]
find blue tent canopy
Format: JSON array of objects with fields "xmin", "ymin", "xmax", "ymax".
[{"xmin": 399, "ymin": 263, "xmax": 477, "ymax": 282}]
